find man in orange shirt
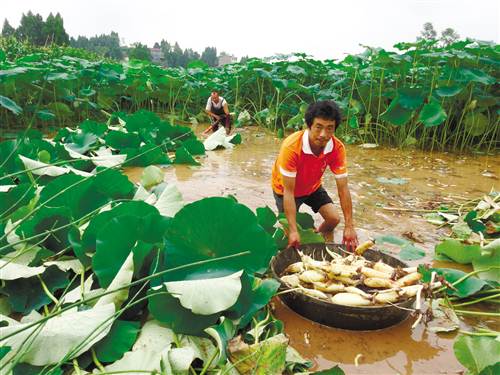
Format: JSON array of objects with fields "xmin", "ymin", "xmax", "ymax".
[{"xmin": 272, "ymin": 100, "xmax": 358, "ymax": 251}]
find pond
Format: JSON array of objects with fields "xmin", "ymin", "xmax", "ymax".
[{"xmin": 126, "ymin": 124, "xmax": 499, "ymax": 374}]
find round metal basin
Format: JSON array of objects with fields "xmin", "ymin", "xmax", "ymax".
[{"xmin": 270, "ymin": 243, "xmax": 415, "ymax": 330}]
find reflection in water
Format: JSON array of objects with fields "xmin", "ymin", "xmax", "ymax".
[{"xmin": 125, "ymin": 124, "xmax": 499, "ymax": 374}]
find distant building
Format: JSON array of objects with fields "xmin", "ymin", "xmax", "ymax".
[
  {"xmin": 218, "ymin": 52, "xmax": 237, "ymax": 66},
  {"xmin": 150, "ymin": 48, "xmax": 164, "ymax": 64}
]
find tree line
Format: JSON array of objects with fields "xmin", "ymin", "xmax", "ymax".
[
  {"xmin": 2, "ymin": 12, "xmax": 460, "ymax": 65},
  {"xmin": 1, "ymin": 11, "xmax": 223, "ymax": 67}
]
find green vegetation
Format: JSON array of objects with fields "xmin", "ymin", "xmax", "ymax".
[
  {"xmin": 417, "ymin": 192, "xmax": 499, "ymax": 374},
  {"xmin": 1, "ymin": 38, "xmax": 498, "ymax": 151},
  {"xmin": 0, "ymin": 111, "xmax": 339, "ymax": 373}
]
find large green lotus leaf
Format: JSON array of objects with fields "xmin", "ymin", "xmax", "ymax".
[
  {"xmin": 435, "ymin": 239, "xmax": 481, "ymax": 264},
  {"xmin": 419, "ymin": 266, "xmax": 489, "ymax": 298},
  {"xmin": 158, "ymin": 271, "xmax": 243, "ymax": 315},
  {"xmin": 0, "ymin": 95, "xmax": 22, "ymax": 115},
  {"xmin": 380, "ymin": 98, "xmax": 413, "ymax": 126},
  {"xmin": 92, "ymin": 215, "xmax": 140, "ymax": 288},
  {"xmin": 79, "ymin": 119, "xmax": 108, "ymax": 137},
  {"xmin": 2, "ymin": 266, "xmax": 68, "ymax": 314},
  {"xmin": 81, "ymin": 201, "xmax": 161, "ymax": 255},
  {"xmin": 105, "ymin": 130, "xmax": 141, "ymax": 150},
  {"xmin": 17, "ymin": 206, "xmax": 74, "ymax": 252},
  {"xmin": 38, "ymin": 170, "xmax": 133, "ymax": 221},
  {"xmin": 435, "ymin": 85, "xmax": 464, "ymax": 97},
  {"xmin": 296, "ymin": 212, "xmax": 315, "ymax": 229},
  {"xmin": 65, "ymin": 132, "xmax": 98, "ymax": 154},
  {"xmin": 0, "ymin": 303, "xmax": 114, "ymax": 366},
  {"xmin": 124, "ymin": 110, "xmax": 161, "ymax": 132},
  {"xmin": 398, "ymin": 88, "xmax": 425, "ymax": 109},
  {"xmin": 458, "ymin": 68, "xmax": 496, "ymax": 85},
  {"xmin": 227, "ymin": 333, "xmax": 288, "ymax": 375},
  {"xmin": 95, "ymin": 251, "xmax": 135, "ymax": 308},
  {"xmin": 453, "ymin": 335, "xmax": 500, "ymax": 375},
  {"xmin": 162, "ymin": 197, "xmax": 277, "ymax": 281},
  {"xmin": 418, "ymin": 100, "xmax": 447, "ymax": 127},
  {"xmin": 0, "ymin": 183, "xmax": 36, "ymax": 221},
  {"xmin": 256, "ymin": 206, "xmax": 277, "ymax": 234},
  {"xmin": 464, "ymin": 111, "xmax": 489, "ymax": 136},
  {"xmin": 148, "ymin": 288, "xmax": 220, "ymax": 335},
  {"xmin": 94, "ymin": 320, "xmax": 140, "ymax": 363},
  {"xmin": 123, "ymin": 144, "xmax": 171, "ymax": 167},
  {"xmin": 472, "ymin": 239, "xmax": 500, "ymax": 283},
  {"xmin": 174, "ymin": 146, "xmax": 200, "ymax": 166},
  {"xmin": 181, "ymin": 139, "xmax": 205, "ymax": 155}
]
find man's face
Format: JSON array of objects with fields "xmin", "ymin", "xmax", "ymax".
[
  {"xmin": 308, "ymin": 117, "xmax": 336, "ymax": 149},
  {"xmin": 211, "ymin": 92, "xmax": 219, "ymax": 102}
]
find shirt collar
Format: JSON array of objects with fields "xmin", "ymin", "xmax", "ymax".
[{"xmin": 302, "ymin": 129, "xmax": 334, "ymax": 155}]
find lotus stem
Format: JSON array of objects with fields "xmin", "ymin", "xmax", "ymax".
[{"xmin": 452, "ymin": 293, "xmax": 500, "ymax": 307}]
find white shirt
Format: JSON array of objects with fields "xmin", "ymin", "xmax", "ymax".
[{"xmin": 206, "ymin": 97, "xmax": 226, "ymax": 111}]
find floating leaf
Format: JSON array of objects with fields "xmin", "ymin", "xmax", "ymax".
[
  {"xmin": 140, "ymin": 165, "xmax": 164, "ymax": 189},
  {"xmin": 435, "ymin": 239, "xmax": 481, "ymax": 264},
  {"xmin": 419, "ymin": 266, "xmax": 489, "ymax": 298},
  {"xmin": 454, "ymin": 335, "xmax": 500, "ymax": 374}
]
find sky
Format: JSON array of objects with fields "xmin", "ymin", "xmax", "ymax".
[{"xmin": 1, "ymin": 0, "xmax": 499, "ymax": 60}]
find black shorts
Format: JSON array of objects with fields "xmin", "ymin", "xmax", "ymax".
[{"xmin": 273, "ymin": 186, "xmax": 333, "ymax": 213}]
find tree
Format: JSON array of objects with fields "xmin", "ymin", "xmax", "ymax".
[
  {"xmin": 201, "ymin": 46, "xmax": 218, "ymax": 67},
  {"xmin": 418, "ymin": 22, "xmax": 437, "ymax": 41},
  {"xmin": 440, "ymin": 28, "xmax": 460, "ymax": 46},
  {"xmin": 16, "ymin": 11, "xmax": 46, "ymax": 45},
  {"xmin": 1, "ymin": 19, "xmax": 15, "ymax": 37},
  {"xmin": 128, "ymin": 42, "xmax": 151, "ymax": 61},
  {"xmin": 70, "ymin": 31, "xmax": 123, "ymax": 60}
]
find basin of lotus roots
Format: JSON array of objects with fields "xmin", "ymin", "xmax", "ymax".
[{"xmin": 270, "ymin": 243, "xmax": 415, "ymax": 330}]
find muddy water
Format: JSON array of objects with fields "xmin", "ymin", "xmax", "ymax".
[{"xmin": 126, "ymin": 125, "xmax": 499, "ymax": 374}]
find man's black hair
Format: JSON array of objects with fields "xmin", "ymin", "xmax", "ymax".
[{"xmin": 305, "ymin": 100, "xmax": 342, "ymax": 129}]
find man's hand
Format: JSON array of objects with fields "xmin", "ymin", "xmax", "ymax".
[
  {"xmin": 288, "ymin": 230, "xmax": 300, "ymax": 249},
  {"xmin": 342, "ymin": 225, "xmax": 358, "ymax": 252},
  {"xmin": 213, "ymin": 114, "xmax": 220, "ymax": 121}
]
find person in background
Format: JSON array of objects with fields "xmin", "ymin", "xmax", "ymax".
[
  {"xmin": 271, "ymin": 100, "xmax": 358, "ymax": 251},
  {"xmin": 203, "ymin": 90, "xmax": 231, "ymax": 135}
]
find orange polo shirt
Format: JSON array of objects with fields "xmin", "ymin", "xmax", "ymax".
[{"xmin": 272, "ymin": 130, "xmax": 348, "ymax": 197}]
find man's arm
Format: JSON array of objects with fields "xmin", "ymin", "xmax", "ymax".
[
  {"xmin": 335, "ymin": 177, "xmax": 358, "ymax": 251},
  {"xmin": 223, "ymin": 102, "xmax": 229, "ymax": 115},
  {"xmin": 282, "ymin": 175, "xmax": 300, "ymax": 248},
  {"xmin": 205, "ymin": 109, "xmax": 220, "ymax": 120}
]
